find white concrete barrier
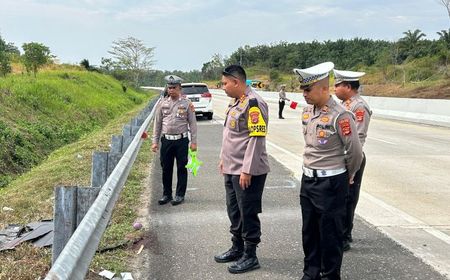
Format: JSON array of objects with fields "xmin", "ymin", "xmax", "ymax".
[{"xmin": 209, "ymin": 89, "xmax": 450, "ymax": 128}]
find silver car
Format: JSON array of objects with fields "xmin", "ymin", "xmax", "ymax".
[{"xmin": 181, "ymin": 83, "xmax": 213, "ymax": 120}]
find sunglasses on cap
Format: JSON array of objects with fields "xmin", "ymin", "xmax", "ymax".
[{"xmin": 222, "ymin": 70, "xmax": 240, "ymax": 80}]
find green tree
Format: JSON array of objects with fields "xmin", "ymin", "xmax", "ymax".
[
  {"xmin": 398, "ymin": 29, "xmax": 427, "ymax": 60},
  {"xmin": 108, "ymin": 37, "xmax": 155, "ymax": 87},
  {"xmin": 22, "ymin": 42, "xmax": 51, "ymax": 77},
  {"xmin": 80, "ymin": 58, "xmax": 91, "ymax": 70},
  {"xmin": 201, "ymin": 53, "xmax": 224, "ymax": 80},
  {"xmin": 0, "ymin": 35, "xmax": 12, "ymax": 77},
  {"xmin": 437, "ymin": 29, "xmax": 450, "ymax": 75},
  {"xmin": 80, "ymin": 58, "xmax": 98, "ymax": 72},
  {"xmin": 437, "ymin": 29, "xmax": 450, "ymax": 47}
]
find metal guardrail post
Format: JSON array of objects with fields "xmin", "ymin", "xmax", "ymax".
[
  {"xmin": 52, "ymin": 186, "xmax": 77, "ymax": 265},
  {"xmin": 91, "ymin": 151, "xmax": 109, "ymax": 188},
  {"xmin": 45, "ymin": 97, "xmax": 160, "ymax": 280}
]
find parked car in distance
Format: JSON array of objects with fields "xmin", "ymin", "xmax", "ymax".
[{"xmin": 181, "ymin": 83, "xmax": 213, "ymax": 120}]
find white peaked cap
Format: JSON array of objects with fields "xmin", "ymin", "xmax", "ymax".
[
  {"xmin": 333, "ymin": 69, "xmax": 366, "ymax": 85},
  {"xmin": 293, "ymin": 62, "xmax": 334, "ymax": 86}
]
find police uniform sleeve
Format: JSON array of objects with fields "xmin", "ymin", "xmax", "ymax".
[
  {"xmin": 353, "ymin": 105, "xmax": 371, "ymax": 145},
  {"xmin": 242, "ymin": 99, "xmax": 268, "ymax": 175},
  {"xmin": 187, "ymin": 101, "xmax": 198, "ymax": 144},
  {"xmin": 152, "ymin": 100, "xmax": 163, "ymax": 144},
  {"xmin": 336, "ymin": 112, "xmax": 363, "ymax": 178}
]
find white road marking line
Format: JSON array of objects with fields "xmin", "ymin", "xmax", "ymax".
[
  {"xmin": 368, "ymin": 136, "xmax": 396, "ymax": 145},
  {"xmin": 361, "ymin": 192, "xmax": 450, "ymax": 245},
  {"xmin": 266, "ymin": 180, "xmax": 297, "ymax": 189},
  {"xmin": 266, "ymin": 140, "xmax": 303, "ymax": 161}
]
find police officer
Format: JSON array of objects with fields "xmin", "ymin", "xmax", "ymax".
[
  {"xmin": 151, "ymin": 75, "xmax": 198, "ymax": 206},
  {"xmin": 334, "ymin": 69, "xmax": 372, "ymax": 251},
  {"xmin": 278, "ymin": 84, "xmax": 290, "ymax": 119},
  {"xmin": 214, "ymin": 65, "xmax": 270, "ymax": 274},
  {"xmin": 293, "ymin": 62, "xmax": 363, "ymax": 280}
]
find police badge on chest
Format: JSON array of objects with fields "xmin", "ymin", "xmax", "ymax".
[{"xmin": 176, "ymin": 106, "xmax": 187, "ymax": 118}]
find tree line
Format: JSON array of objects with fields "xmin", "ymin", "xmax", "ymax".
[
  {"xmin": 200, "ymin": 29, "xmax": 450, "ymax": 82},
  {"xmin": 0, "ymin": 36, "xmax": 52, "ymax": 77},
  {"xmin": 1, "ymin": 27, "xmax": 449, "ymax": 88}
]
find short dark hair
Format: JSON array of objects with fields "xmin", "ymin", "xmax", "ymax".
[
  {"xmin": 222, "ymin": 65, "xmax": 246, "ymax": 82},
  {"xmin": 339, "ymin": 80, "xmax": 360, "ymax": 90}
]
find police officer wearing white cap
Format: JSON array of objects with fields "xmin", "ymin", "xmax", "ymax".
[
  {"xmin": 214, "ymin": 65, "xmax": 270, "ymax": 274},
  {"xmin": 334, "ymin": 69, "xmax": 372, "ymax": 252},
  {"xmin": 152, "ymin": 75, "xmax": 198, "ymax": 206},
  {"xmin": 294, "ymin": 62, "xmax": 363, "ymax": 280}
]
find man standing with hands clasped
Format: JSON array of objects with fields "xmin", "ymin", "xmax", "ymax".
[
  {"xmin": 214, "ymin": 65, "xmax": 270, "ymax": 274},
  {"xmin": 294, "ymin": 62, "xmax": 362, "ymax": 280},
  {"xmin": 151, "ymin": 75, "xmax": 197, "ymax": 206},
  {"xmin": 334, "ymin": 69, "xmax": 372, "ymax": 252}
]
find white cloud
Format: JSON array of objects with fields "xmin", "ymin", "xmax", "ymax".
[{"xmin": 296, "ymin": 5, "xmax": 337, "ymax": 17}]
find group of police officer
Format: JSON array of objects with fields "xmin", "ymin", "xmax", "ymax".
[{"xmin": 151, "ymin": 62, "xmax": 371, "ymax": 279}]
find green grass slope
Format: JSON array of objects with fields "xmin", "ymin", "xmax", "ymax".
[{"xmin": 0, "ymin": 70, "xmax": 150, "ymax": 187}]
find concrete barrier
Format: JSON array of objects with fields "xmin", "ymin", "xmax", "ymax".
[{"xmin": 208, "ymin": 88, "xmax": 450, "ymax": 128}]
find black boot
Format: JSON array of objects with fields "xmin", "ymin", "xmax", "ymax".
[
  {"xmin": 214, "ymin": 237, "xmax": 244, "ymax": 263},
  {"xmin": 228, "ymin": 243, "xmax": 260, "ymax": 274}
]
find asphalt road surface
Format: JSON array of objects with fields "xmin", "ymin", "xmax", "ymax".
[{"xmin": 134, "ymin": 100, "xmax": 449, "ymax": 279}]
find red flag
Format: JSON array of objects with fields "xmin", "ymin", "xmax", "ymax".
[{"xmin": 290, "ymin": 101, "xmax": 298, "ymax": 109}]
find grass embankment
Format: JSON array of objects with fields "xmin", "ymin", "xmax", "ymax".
[
  {"xmin": 0, "ymin": 104, "xmax": 155, "ymax": 279},
  {"xmin": 0, "ymin": 70, "xmax": 147, "ymax": 187},
  {"xmin": 0, "ymin": 69, "xmax": 158, "ymax": 279}
]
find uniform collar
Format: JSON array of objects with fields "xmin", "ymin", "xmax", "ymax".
[
  {"xmin": 236, "ymin": 86, "xmax": 251, "ymax": 103},
  {"xmin": 315, "ymin": 96, "xmax": 334, "ymax": 114},
  {"xmin": 169, "ymin": 95, "xmax": 182, "ymax": 102}
]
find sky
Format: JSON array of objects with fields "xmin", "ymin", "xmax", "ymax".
[{"xmin": 0, "ymin": 0, "xmax": 449, "ymax": 71}]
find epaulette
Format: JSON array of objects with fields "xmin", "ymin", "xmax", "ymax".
[{"xmin": 249, "ymin": 98, "xmax": 258, "ymax": 107}]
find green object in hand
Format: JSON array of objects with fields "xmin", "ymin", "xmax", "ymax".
[{"xmin": 185, "ymin": 148, "xmax": 203, "ymax": 176}]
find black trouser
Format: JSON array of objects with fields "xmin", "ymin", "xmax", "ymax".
[
  {"xmin": 224, "ymin": 174, "xmax": 267, "ymax": 245},
  {"xmin": 300, "ymin": 172, "xmax": 348, "ymax": 280},
  {"xmin": 160, "ymin": 137, "xmax": 189, "ymax": 197},
  {"xmin": 344, "ymin": 153, "xmax": 366, "ymax": 241},
  {"xmin": 278, "ymin": 100, "xmax": 285, "ymax": 118}
]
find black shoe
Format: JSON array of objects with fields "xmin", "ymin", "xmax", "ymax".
[
  {"xmin": 158, "ymin": 195, "xmax": 172, "ymax": 205},
  {"xmin": 228, "ymin": 255, "xmax": 260, "ymax": 274},
  {"xmin": 343, "ymin": 240, "xmax": 351, "ymax": 252},
  {"xmin": 214, "ymin": 248, "xmax": 243, "ymax": 263},
  {"xmin": 171, "ymin": 195, "xmax": 184, "ymax": 205}
]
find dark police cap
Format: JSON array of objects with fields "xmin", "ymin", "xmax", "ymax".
[{"xmin": 164, "ymin": 75, "xmax": 183, "ymax": 85}]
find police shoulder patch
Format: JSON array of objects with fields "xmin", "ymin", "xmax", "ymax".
[
  {"xmin": 247, "ymin": 100, "xmax": 266, "ymax": 137},
  {"xmin": 355, "ymin": 108, "xmax": 365, "ymax": 122},
  {"xmin": 338, "ymin": 118, "xmax": 352, "ymax": 136}
]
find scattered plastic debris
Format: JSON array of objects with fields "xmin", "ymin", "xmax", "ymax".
[
  {"xmin": 121, "ymin": 272, "xmax": 134, "ymax": 280},
  {"xmin": 133, "ymin": 222, "xmax": 142, "ymax": 230},
  {"xmin": 2, "ymin": 206, "xmax": 14, "ymax": 212},
  {"xmin": 99, "ymin": 270, "xmax": 115, "ymax": 279},
  {"xmin": 0, "ymin": 220, "xmax": 53, "ymax": 251},
  {"xmin": 136, "ymin": 244, "xmax": 144, "ymax": 255}
]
